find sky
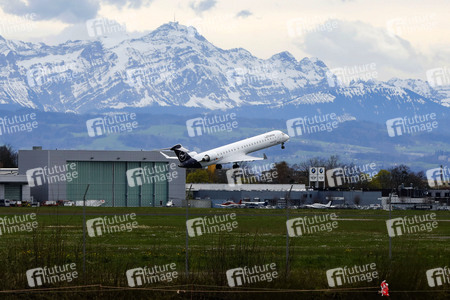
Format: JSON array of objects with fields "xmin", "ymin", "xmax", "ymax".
[{"xmin": 0, "ymin": 0, "xmax": 448, "ymax": 81}]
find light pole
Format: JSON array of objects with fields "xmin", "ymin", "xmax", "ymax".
[
  {"xmin": 82, "ymin": 184, "xmax": 90, "ymax": 282},
  {"xmin": 286, "ymin": 185, "xmax": 293, "ymax": 277},
  {"xmin": 388, "ymin": 191, "xmax": 392, "ymax": 260}
]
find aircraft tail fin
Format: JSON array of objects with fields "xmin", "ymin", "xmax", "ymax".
[
  {"xmin": 325, "ymin": 201, "xmax": 332, "ymax": 207},
  {"xmin": 170, "ymin": 144, "xmax": 192, "ymax": 163}
]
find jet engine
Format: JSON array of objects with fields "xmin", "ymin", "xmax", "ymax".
[{"xmin": 201, "ymin": 152, "xmax": 219, "ymax": 162}]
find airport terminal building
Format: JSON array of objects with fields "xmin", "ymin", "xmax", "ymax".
[{"xmin": 18, "ymin": 148, "xmax": 186, "ymax": 207}]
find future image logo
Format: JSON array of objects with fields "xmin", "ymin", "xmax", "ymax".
[
  {"xmin": 226, "ymin": 168, "xmax": 245, "ymax": 186},
  {"xmin": 426, "ymin": 267, "xmax": 449, "ymax": 287},
  {"xmin": 426, "ymin": 67, "xmax": 450, "ymax": 87},
  {"xmin": 186, "ymin": 214, "xmax": 238, "ymax": 237},
  {"xmin": 286, "ymin": 113, "xmax": 339, "ymax": 137},
  {"xmin": 86, "ymin": 113, "xmax": 138, "ymax": 137},
  {"xmin": 86, "ymin": 18, "xmax": 126, "ymax": 37},
  {"xmin": 386, "ymin": 214, "xmax": 438, "ymax": 237},
  {"xmin": 386, "ymin": 14, "xmax": 437, "ymax": 37},
  {"xmin": 86, "ymin": 214, "xmax": 138, "ymax": 237},
  {"xmin": 286, "ymin": 16, "xmax": 338, "ymax": 37},
  {"xmin": 126, "ymin": 163, "xmax": 178, "ymax": 187},
  {"xmin": 0, "ymin": 13, "xmax": 37, "ymax": 35},
  {"xmin": 426, "ymin": 166, "xmax": 449, "ymax": 187},
  {"xmin": 326, "ymin": 263, "xmax": 378, "ymax": 287},
  {"xmin": 125, "ymin": 63, "xmax": 176, "ymax": 88},
  {"xmin": 326, "ymin": 168, "xmax": 345, "ymax": 187},
  {"xmin": 326, "ymin": 63, "xmax": 377, "ymax": 87},
  {"xmin": 287, "ymin": 214, "xmax": 338, "ymax": 237},
  {"xmin": 26, "ymin": 63, "xmax": 79, "ymax": 87},
  {"xmin": 0, "ymin": 214, "xmax": 38, "ymax": 236},
  {"xmin": 25, "ymin": 163, "xmax": 78, "ymax": 187},
  {"xmin": 126, "ymin": 263, "xmax": 178, "ymax": 287},
  {"xmin": 26, "ymin": 264, "xmax": 78, "ymax": 287},
  {"xmin": 186, "ymin": 113, "xmax": 238, "ymax": 137},
  {"xmin": 225, "ymin": 63, "xmax": 279, "ymax": 87},
  {"xmin": 386, "ymin": 114, "xmax": 438, "ymax": 137},
  {"xmin": 0, "ymin": 113, "xmax": 38, "ymax": 136},
  {"xmin": 226, "ymin": 164, "xmax": 276, "ymax": 187},
  {"xmin": 226, "ymin": 263, "xmax": 278, "ymax": 287},
  {"xmin": 326, "ymin": 163, "xmax": 377, "ymax": 188}
]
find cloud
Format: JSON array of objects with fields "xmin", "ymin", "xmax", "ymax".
[
  {"xmin": 0, "ymin": 0, "xmax": 151, "ymax": 23},
  {"xmin": 104, "ymin": 0, "xmax": 151, "ymax": 9},
  {"xmin": 189, "ymin": 0, "xmax": 217, "ymax": 15},
  {"xmin": 297, "ymin": 19, "xmax": 428, "ymax": 80},
  {"xmin": 235, "ymin": 10, "xmax": 252, "ymax": 19},
  {"xmin": 0, "ymin": 0, "xmax": 99, "ymax": 23},
  {"xmin": 32, "ymin": 18, "xmax": 149, "ymax": 45}
]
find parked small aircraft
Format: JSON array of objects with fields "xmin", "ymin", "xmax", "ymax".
[
  {"xmin": 218, "ymin": 200, "xmax": 244, "ymax": 208},
  {"xmin": 242, "ymin": 200, "xmax": 268, "ymax": 208},
  {"xmin": 306, "ymin": 201, "xmax": 336, "ymax": 209}
]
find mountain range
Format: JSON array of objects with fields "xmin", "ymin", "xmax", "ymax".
[{"xmin": 0, "ymin": 22, "xmax": 449, "ymax": 121}]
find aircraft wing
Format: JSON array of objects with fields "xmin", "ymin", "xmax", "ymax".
[{"xmin": 219, "ymin": 154, "xmax": 266, "ymax": 164}]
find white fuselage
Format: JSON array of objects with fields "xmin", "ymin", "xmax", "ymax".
[{"xmin": 192, "ymin": 130, "xmax": 289, "ymax": 167}]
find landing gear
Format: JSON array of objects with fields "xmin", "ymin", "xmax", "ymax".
[
  {"xmin": 281, "ymin": 142, "xmax": 285, "ymax": 149},
  {"xmin": 232, "ymin": 163, "xmax": 239, "ymax": 169},
  {"xmin": 216, "ymin": 164, "xmax": 222, "ymax": 169}
]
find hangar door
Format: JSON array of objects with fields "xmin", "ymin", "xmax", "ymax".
[
  {"xmin": 66, "ymin": 161, "xmax": 169, "ymax": 207},
  {"xmin": 5, "ymin": 184, "xmax": 22, "ymax": 200}
]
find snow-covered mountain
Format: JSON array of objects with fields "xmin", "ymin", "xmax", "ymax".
[{"xmin": 0, "ymin": 22, "xmax": 449, "ymax": 116}]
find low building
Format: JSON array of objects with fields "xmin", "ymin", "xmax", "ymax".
[
  {"xmin": 187, "ymin": 184, "xmax": 381, "ymax": 207},
  {"xmin": 378, "ymin": 194, "xmax": 438, "ymax": 210},
  {"xmin": 379, "ymin": 188, "xmax": 450, "ymax": 210},
  {"xmin": 428, "ymin": 189, "xmax": 450, "ymax": 206},
  {"xmin": 0, "ymin": 168, "xmax": 31, "ymax": 202}
]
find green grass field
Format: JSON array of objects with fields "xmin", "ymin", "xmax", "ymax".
[{"xmin": 0, "ymin": 207, "xmax": 449, "ymax": 299}]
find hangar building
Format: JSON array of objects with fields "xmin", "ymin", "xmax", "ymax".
[{"xmin": 18, "ymin": 148, "xmax": 185, "ymax": 207}]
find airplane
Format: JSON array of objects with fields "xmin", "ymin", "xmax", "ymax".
[
  {"xmin": 166, "ymin": 200, "xmax": 174, "ymax": 207},
  {"xmin": 242, "ymin": 200, "xmax": 268, "ymax": 208},
  {"xmin": 160, "ymin": 130, "xmax": 289, "ymax": 169},
  {"xmin": 218, "ymin": 200, "xmax": 244, "ymax": 208},
  {"xmin": 306, "ymin": 201, "xmax": 336, "ymax": 209}
]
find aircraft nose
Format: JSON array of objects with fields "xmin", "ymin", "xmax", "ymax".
[{"xmin": 283, "ymin": 133, "xmax": 290, "ymax": 141}]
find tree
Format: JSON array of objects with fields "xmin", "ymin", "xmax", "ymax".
[
  {"xmin": 186, "ymin": 169, "xmax": 211, "ymax": 183},
  {"xmin": 389, "ymin": 165, "xmax": 410, "ymax": 188},
  {"xmin": 388, "ymin": 165, "xmax": 427, "ymax": 190},
  {"xmin": 406, "ymin": 170, "xmax": 427, "ymax": 189},
  {"xmin": 0, "ymin": 144, "xmax": 18, "ymax": 168},
  {"xmin": 368, "ymin": 169, "xmax": 391, "ymax": 189},
  {"xmin": 271, "ymin": 161, "xmax": 295, "ymax": 184}
]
